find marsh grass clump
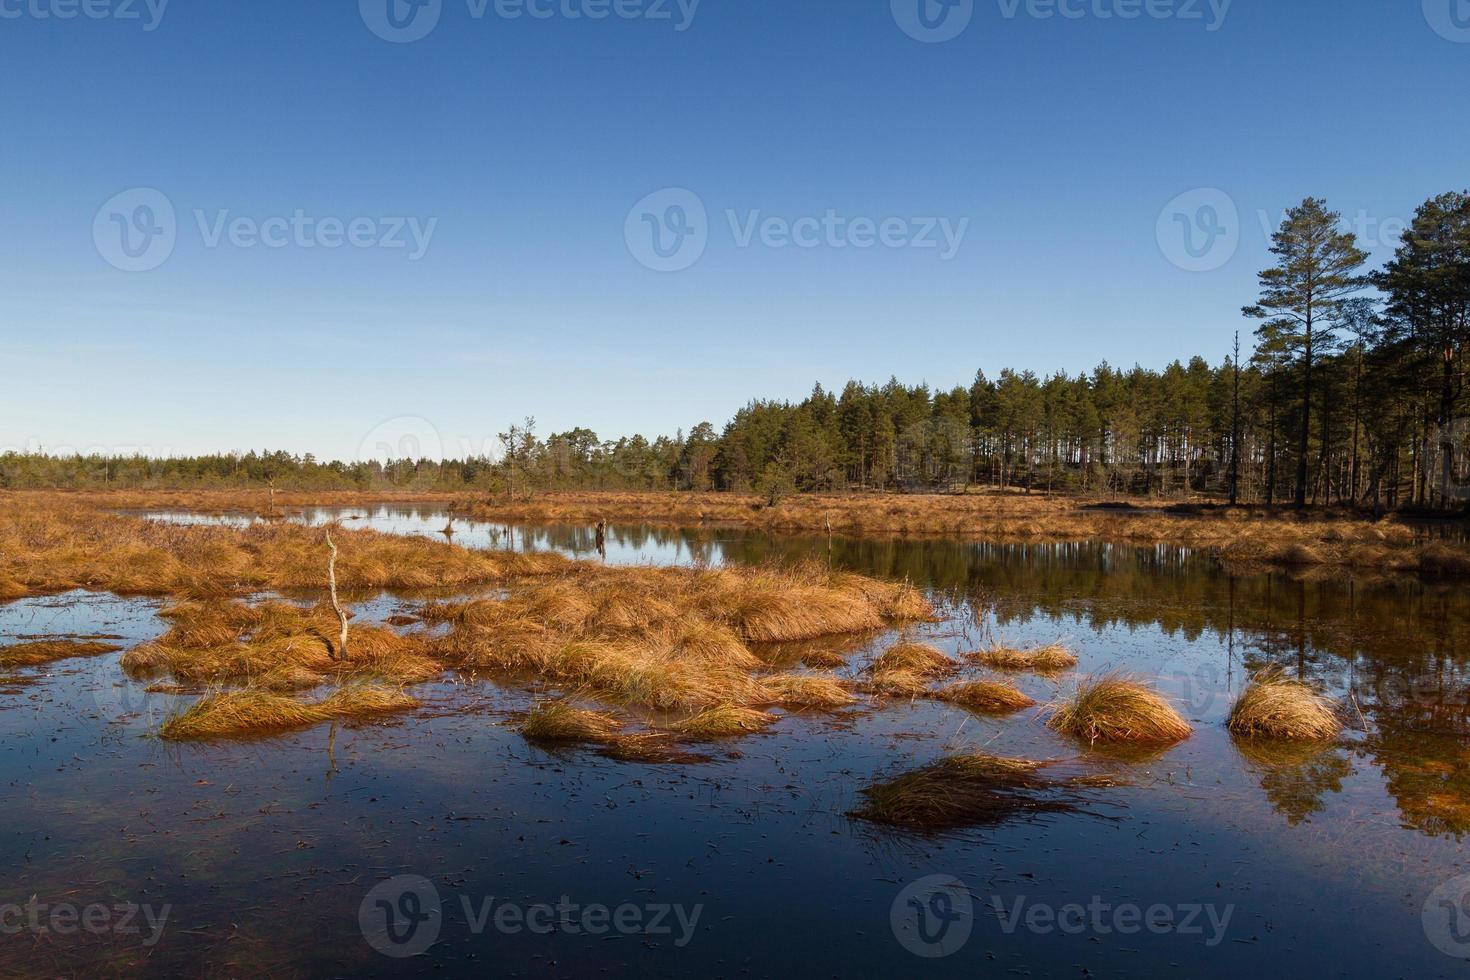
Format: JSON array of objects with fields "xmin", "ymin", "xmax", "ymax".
[
  {"xmin": 931, "ymin": 679, "xmax": 1035, "ymax": 714},
  {"xmin": 520, "ymin": 700, "xmax": 624, "ymax": 743},
  {"xmin": 867, "ymin": 669, "xmax": 930, "ymax": 699},
  {"xmin": 1045, "ymin": 673, "xmax": 1192, "ymax": 745},
  {"xmin": 851, "ymin": 753, "xmax": 1102, "ymax": 830},
  {"xmin": 669, "ymin": 705, "xmax": 778, "ymax": 738},
  {"xmin": 0, "ymin": 639, "xmax": 124, "ymax": 668},
  {"xmin": 970, "ymin": 643, "xmax": 1079, "ymax": 674},
  {"xmin": 159, "ymin": 684, "xmax": 418, "ymax": 740},
  {"xmin": 1227, "ymin": 669, "xmax": 1342, "ymax": 740},
  {"xmin": 872, "ymin": 642, "xmax": 957, "ymax": 679},
  {"xmin": 761, "ymin": 673, "xmax": 856, "ymax": 708}
]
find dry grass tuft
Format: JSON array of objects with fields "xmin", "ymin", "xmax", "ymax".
[
  {"xmin": 761, "ymin": 673, "xmax": 856, "ymax": 708},
  {"xmin": 867, "ymin": 669, "xmax": 930, "ymax": 699},
  {"xmin": 872, "ymin": 642, "xmax": 957, "ymax": 678},
  {"xmin": 970, "ymin": 642, "xmax": 1079, "ymax": 674},
  {"xmin": 1045, "ymin": 672, "xmax": 1192, "ymax": 745},
  {"xmin": 852, "ymin": 753, "xmax": 1090, "ymax": 830},
  {"xmin": 1227, "ymin": 668, "xmax": 1342, "ymax": 740},
  {"xmin": 159, "ymin": 684, "xmax": 418, "ymax": 740},
  {"xmin": 520, "ymin": 700, "xmax": 624, "ymax": 742},
  {"xmin": 931, "ymin": 679, "xmax": 1035, "ymax": 714},
  {"xmin": 0, "ymin": 639, "xmax": 124, "ymax": 668},
  {"xmin": 669, "ymin": 705, "xmax": 778, "ymax": 738}
]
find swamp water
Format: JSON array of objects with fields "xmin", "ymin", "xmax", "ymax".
[{"xmin": 1, "ymin": 506, "xmax": 1468, "ymax": 976}]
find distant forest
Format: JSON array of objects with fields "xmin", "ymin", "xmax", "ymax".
[{"xmin": 5, "ymin": 194, "xmax": 1466, "ymax": 511}]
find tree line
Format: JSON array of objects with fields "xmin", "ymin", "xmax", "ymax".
[{"xmin": 4, "ymin": 193, "xmax": 1465, "ymax": 511}]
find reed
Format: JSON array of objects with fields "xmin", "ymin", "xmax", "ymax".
[
  {"xmin": 872, "ymin": 642, "xmax": 957, "ymax": 678},
  {"xmin": 520, "ymin": 701, "xmax": 624, "ymax": 742}
]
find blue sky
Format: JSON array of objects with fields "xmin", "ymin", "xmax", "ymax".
[{"xmin": 2, "ymin": 0, "xmax": 1467, "ymax": 460}]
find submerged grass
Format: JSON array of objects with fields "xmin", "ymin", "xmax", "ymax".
[
  {"xmin": 931, "ymin": 679, "xmax": 1035, "ymax": 713},
  {"xmin": 1045, "ymin": 672, "xmax": 1193, "ymax": 745},
  {"xmin": 0, "ymin": 639, "xmax": 124, "ymax": 668},
  {"xmin": 970, "ymin": 643, "xmax": 1079, "ymax": 674},
  {"xmin": 1228, "ymin": 669, "xmax": 1342, "ymax": 740},
  {"xmin": 669, "ymin": 705, "xmax": 778, "ymax": 738},
  {"xmin": 761, "ymin": 673, "xmax": 856, "ymax": 708},
  {"xmin": 852, "ymin": 753, "xmax": 1114, "ymax": 830},
  {"xmin": 872, "ymin": 641, "xmax": 957, "ymax": 678},
  {"xmin": 159, "ymin": 684, "xmax": 418, "ymax": 740},
  {"xmin": 520, "ymin": 701, "xmax": 625, "ymax": 742}
]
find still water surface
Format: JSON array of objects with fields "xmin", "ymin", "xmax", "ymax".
[{"xmin": 1, "ymin": 506, "xmax": 1466, "ymax": 976}]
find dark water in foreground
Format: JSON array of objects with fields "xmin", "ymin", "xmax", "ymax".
[{"xmin": 1, "ymin": 507, "xmax": 1468, "ymax": 977}]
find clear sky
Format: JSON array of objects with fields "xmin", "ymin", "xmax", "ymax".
[{"xmin": 2, "ymin": 0, "xmax": 1467, "ymax": 461}]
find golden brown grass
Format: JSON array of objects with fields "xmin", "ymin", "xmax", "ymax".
[
  {"xmin": 669, "ymin": 705, "xmax": 778, "ymax": 738},
  {"xmin": 159, "ymin": 684, "xmax": 418, "ymax": 740},
  {"xmin": 520, "ymin": 701, "xmax": 624, "ymax": 742},
  {"xmin": 872, "ymin": 641, "xmax": 957, "ymax": 678},
  {"xmin": 1045, "ymin": 672, "xmax": 1193, "ymax": 745},
  {"xmin": 1227, "ymin": 669, "xmax": 1342, "ymax": 740},
  {"xmin": 851, "ymin": 753, "xmax": 1111, "ymax": 830},
  {"xmin": 17, "ymin": 488, "xmax": 1466, "ymax": 576},
  {"xmin": 761, "ymin": 673, "xmax": 856, "ymax": 708},
  {"xmin": 931, "ymin": 679, "xmax": 1035, "ymax": 713},
  {"xmin": 0, "ymin": 639, "xmax": 124, "ymax": 668},
  {"xmin": 0, "ymin": 493, "xmax": 933, "ymax": 743},
  {"xmin": 970, "ymin": 643, "xmax": 1079, "ymax": 674},
  {"xmin": 0, "ymin": 495, "xmax": 564, "ymax": 602},
  {"xmin": 867, "ymin": 669, "xmax": 931, "ymax": 699}
]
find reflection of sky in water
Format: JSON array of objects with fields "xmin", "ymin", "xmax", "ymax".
[{"xmin": 0, "ymin": 510, "xmax": 1463, "ymax": 974}]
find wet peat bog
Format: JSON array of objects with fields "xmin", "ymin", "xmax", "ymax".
[{"xmin": 2, "ymin": 508, "xmax": 1468, "ymax": 977}]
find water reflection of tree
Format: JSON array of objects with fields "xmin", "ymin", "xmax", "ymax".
[
  {"xmin": 448, "ymin": 518, "xmax": 1470, "ymax": 840},
  {"xmin": 1234, "ymin": 740, "xmax": 1354, "ymax": 826}
]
